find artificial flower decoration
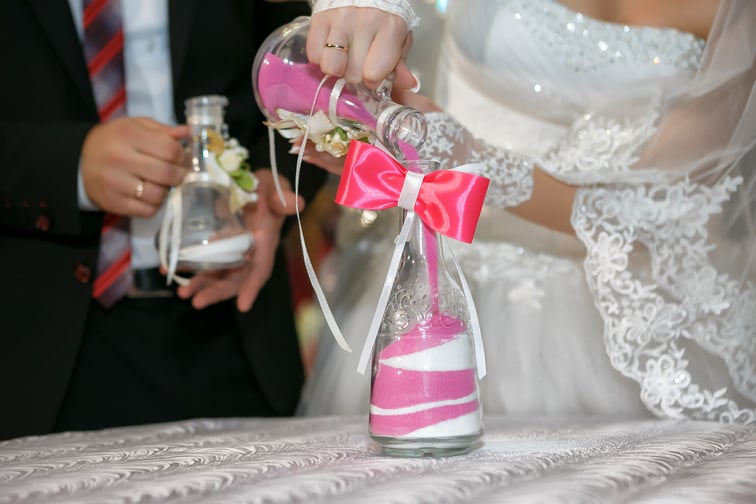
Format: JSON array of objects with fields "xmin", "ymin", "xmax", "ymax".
[
  {"xmin": 266, "ymin": 108, "xmax": 371, "ymax": 158},
  {"xmin": 204, "ymin": 130, "xmax": 259, "ymax": 212}
]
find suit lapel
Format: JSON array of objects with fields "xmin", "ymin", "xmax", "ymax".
[
  {"xmin": 27, "ymin": 0, "xmax": 95, "ymax": 112},
  {"xmin": 168, "ymin": 0, "xmax": 200, "ymax": 89}
]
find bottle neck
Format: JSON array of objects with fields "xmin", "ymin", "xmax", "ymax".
[
  {"xmin": 184, "ymin": 96, "xmax": 227, "ymax": 176},
  {"xmin": 348, "ymin": 82, "xmax": 427, "ymax": 160},
  {"xmin": 189, "ymin": 128, "xmax": 211, "ymax": 175}
]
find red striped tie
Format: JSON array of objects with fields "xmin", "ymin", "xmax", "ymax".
[{"xmin": 85, "ymin": 0, "xmax": 132, "ymax": 307}]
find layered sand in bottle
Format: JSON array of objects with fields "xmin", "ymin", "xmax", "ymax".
[{"xmin": 369, "ymin": 314, "xmax": 482, "ymax": 438}]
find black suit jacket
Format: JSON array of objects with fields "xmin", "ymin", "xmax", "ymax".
[{"xmin": 0, "ymin": 0, "xmax": 323, "ymax": 439}]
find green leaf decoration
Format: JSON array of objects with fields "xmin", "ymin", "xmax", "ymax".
[
  {"xmin": 231, "ymin": 170, "xmax": 257, "ymax": 192},
  {"xmin": 332, "ymin": 126, "xmax": 349, "ymax": 141}
]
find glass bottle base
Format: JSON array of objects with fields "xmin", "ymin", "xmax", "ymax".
[{"xmin": 371, "ymin": 432, "xmax": 482, "ymax": 458}]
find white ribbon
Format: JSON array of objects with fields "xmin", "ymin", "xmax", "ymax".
[
  {"xmin": 328, "ymin": 78, "xmax": 348, "ymax": 126},
  {"xmin": 356, "ymin": 210, "xmax": 416, "ymax": 375},
  {"xmin": 293, "ymin": 75, "xmax": 353, "ymax": 353},
  {"xmin": 268, "ymin": 125, "xmax": 287, "ymax": 207},
  {"xmin": 157, "ymin": 187, "xmax": 189, "ymax": 286},
  {"xmin": 397, "ymin": 171, "xmax": 424, "ymax": 211}
]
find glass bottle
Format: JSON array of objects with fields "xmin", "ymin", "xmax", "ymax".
[
  {"xmin": 252, "ymin": 16, "xmax": 426, "ymax": 159},
  {"xmin": 162, "ymin": 95, "xmax": 253, "ymax": 272},
  {"xmin": 368, "ymin": 160, "xmax": 484, "ymax": 457}
]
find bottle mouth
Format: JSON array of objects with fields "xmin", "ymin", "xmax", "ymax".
[
  {"xmin": 184, "ymin": 95, "xmax": 229, "ymax": 130},
  {"xmin": 377, "ymin": 105, "xmax": 428, "ymax": 159},
  {"xmin": 402, "ymin": 158, "xmax": 441, "ymax": 174}
]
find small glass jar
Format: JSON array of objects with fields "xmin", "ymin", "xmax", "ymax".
[
  {"xmin": 368, "ymin": 160, "xmax": 484, "ymax": 457},
  {"xmin": 159, "ymin": 95, "xmax": 253, "ymax": 272}
]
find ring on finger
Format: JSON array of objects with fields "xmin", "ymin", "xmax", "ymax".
[
  {"xmin": 135, "ymin": 179, "xmax": 146, "ymax": 200},
  {"xmin": 324, "ymin": 42, "xmax": 349, "ymax": 52}
]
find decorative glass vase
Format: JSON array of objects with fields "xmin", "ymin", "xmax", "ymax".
[
  {"xmin": 252, "ymin": 16, "xmax": 426, "ymax": 159},
  {"xmin": 159, "ymin": 95, "xmax": 253, "ymax": 273},
  {"xmin": 368, "ymin": 160, "xmax": 484, "ymax": 457}
]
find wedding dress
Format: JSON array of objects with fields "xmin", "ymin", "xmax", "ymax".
[{"xmin": 298, "ymin": 0, "xmax": 756, "ymax": 422}]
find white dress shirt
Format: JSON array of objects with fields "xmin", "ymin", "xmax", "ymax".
[{"xmin": 71, "ymin": 0, "xmax": 174, "ymax": 269}]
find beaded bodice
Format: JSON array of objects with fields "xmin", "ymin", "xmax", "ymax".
[{"xmin": 440, "ymin": 0, "xmax": 705, "ymax": 146}]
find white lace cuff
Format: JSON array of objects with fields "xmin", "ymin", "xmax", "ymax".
[
  {"xmin": 420, "ymin": 112, "xmax": 535, "ymax": 208},
  {"xmin": 311, "ymin": 0, "xmax": 420, "ymax": 30}
]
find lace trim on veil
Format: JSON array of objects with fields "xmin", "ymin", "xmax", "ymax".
[{"xmin": 574, "ymin": 177, "xmax": 755, "ymax": 423}]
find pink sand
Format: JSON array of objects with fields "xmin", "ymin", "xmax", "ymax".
[
  {"xmin": 370, "ymin": 367, "xmax": 476, "ymax": 409},
  {"xmin": 370, "ymin": 399, "xmax": 480, "ymax": 437},
  {"xmin": 257, "ymin": 53, "xmax": 375, "ymax": 127},
  {"xmin": 369, "ymin": 313, "xmax": 480, "ymax": 437}
]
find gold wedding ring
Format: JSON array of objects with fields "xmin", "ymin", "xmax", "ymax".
[
  {"xmin": 135, "ymin": 179, "xmax": 145, "ymax": 200},
  {"xmin": 325, "ymin": 42, "xmax": 349, "ymax": 52}
]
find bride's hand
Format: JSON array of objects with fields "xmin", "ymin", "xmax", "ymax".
[
  {"xmin": 307, "ymin": 7, "xmax": 416, "ymax": 91},
  {"xmin": 290, "ymin": 139, "xmax": 346, "ymax": 175},
  {"xmin": 392, "ymin": 88, "xmax": 443, "ymax": 114}
]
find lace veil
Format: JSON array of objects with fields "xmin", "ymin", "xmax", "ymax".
[{"xmin": 420, "ymin": 0, "xmax": 756, "ymax": 422}]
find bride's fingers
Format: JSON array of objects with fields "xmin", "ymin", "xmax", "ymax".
[
  {"xmin": 309, "ymin": 17, "xmax": 351, "ymax": 78},
  {"xmin": 361, "ymin": 24, "xmax": 409, "ymax": 89},
  {"xmin": 306, "ymin": 15, "xmax": 329, "ymax": 68},
  {"xmin": 320, "ymin": 39, "xmax": 350, "ymax": 77},
  {"xmin": 344, "ymin": 31, "xmax": 372, "ymax": 84},
  {"xmin": 394, "ymin": 61, "xmax": 420, "ymax": 92},
  {"xmin": 302, "ymin": 149, "xmax": 346, "ymax": 175}
]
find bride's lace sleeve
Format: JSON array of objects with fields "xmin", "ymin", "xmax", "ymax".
[
  {"xmin": 311, "ymin": 0, "xmax": 420, "ymax": 30},
  {"xmin": 420, "ymin": 112, "xmax": 535, "ymax": 208}
]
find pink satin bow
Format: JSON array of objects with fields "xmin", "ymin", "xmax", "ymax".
[{"xmin": 335, "ymin": 142, "xmax": 490, "ymax": 243}]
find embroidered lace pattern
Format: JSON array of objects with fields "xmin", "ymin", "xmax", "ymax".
[
  {"xmin": 420, "ymin": 112, "xmax": 534, "ymax": 208},
  {"xmin": 311, "ymin": 0, "xmax": 420, "ymax": 30},
  {"xmin": 540, "ymin": 103, "xmax": 665, "ymax": 185},
  {"xmin": 573, "ymin": 176, "xmax": 756, "ymax": 423},
  {"xmin": 449, "ymin": 240, "xmax": 576, "ymax": 311}
]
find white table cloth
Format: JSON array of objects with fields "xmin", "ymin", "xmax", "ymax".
[{"xmin": 1, "ymin": 415, "xmax": 755, "ymax": 503}]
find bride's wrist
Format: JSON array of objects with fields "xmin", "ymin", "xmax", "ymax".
[{"xmin": 310, "ymin": 0, "xmax": 419, "ymax": 30}]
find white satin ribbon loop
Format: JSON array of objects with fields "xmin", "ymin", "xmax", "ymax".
[
  {"xmin": 329, "ymin": 78, "xmax": 347, "ymax": 126},
  {"xmin": 293, "ymin": 75, "xmax": 352, "ymax": 353},
  {"xmin": 357, "ymin": 211, "xmax": 416, "ymax": 375},
  {"xmin": 158, "ymin": 187, "xmax": 191, "ymax": 287},
  {"xmin": 397, "ymin": 171, "xmax": 424, "ymax": 211},
  {"xmin": 268, "ymin": 125, "xmax": 287, "ymax": 207},
  {"xmin": 447, "ymin": 243, "xmax": 487, "ymax": 379}
]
